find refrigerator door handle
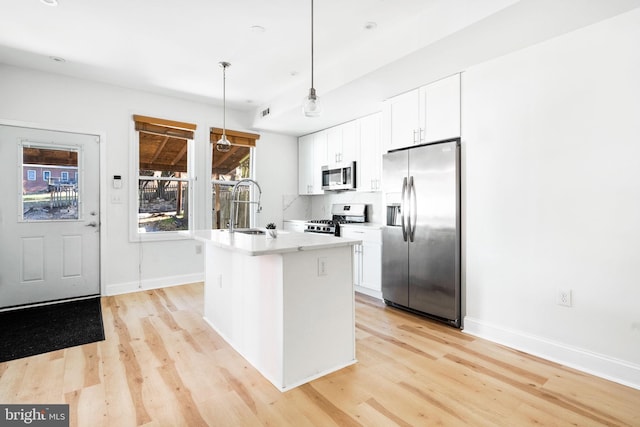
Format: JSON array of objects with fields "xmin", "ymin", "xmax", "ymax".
[
  {"xmin": 401, "ymin": 177, "xmax": 408, "ymax": 242},
  {"xmin": 409, "ymin": 176, "xmax": 417, "ymax": 242}
]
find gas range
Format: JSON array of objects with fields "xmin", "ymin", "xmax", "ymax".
[{"xmin": 304, "ymin": 204, "xmax": 367, "ymax": 236}]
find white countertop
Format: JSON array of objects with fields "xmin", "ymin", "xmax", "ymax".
[{"xmin": 187, "ymin": 229, "xmax": 361, "ymax": 256}]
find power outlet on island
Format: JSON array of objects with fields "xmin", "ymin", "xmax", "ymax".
[{"xmin": 317, "ymin": 257, "xmax": 328, "ymax": 276}]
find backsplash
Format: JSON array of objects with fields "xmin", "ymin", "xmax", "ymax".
[
  {"xmin": 282, "ymin": 195, "xmax": 312, "ymax": 220},
  {"xmin": 311, "ymin": 192, "xmax": 383, "ymax": 224}
]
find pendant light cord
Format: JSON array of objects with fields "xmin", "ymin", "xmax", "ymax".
[
  {"xmin": 222, "ymin": 64, "xmax": 227, "ymax": 138},
  {"xmin": 310, "ymin": 0, "xmax": 314, "ymax": 89}
]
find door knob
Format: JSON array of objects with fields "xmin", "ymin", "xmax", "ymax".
[{"xmin": 86, "ymin": 221, "xmax": 98, "ymax": 227}]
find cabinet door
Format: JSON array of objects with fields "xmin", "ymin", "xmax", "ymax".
[
  {"xmin": 312, "ymin": 131, "xmax": 327, "ymax": 194},
  {"xmin": 340, "ymin": 121, "xmax": 358, "ymax": 164},
  {"xmin": 385, "ymin": 88, "xmax": 422, "ymax": 151},
  {"xmin": 298, "ymin": 134, "xmax": 314, "ymax": 195},
  {"xmin": 326, "ymin": 126, "xmax": 342, "ymax": 165},
  {"xmin": 357, "ymin": 113, "xmax": 382, "ymax": 192},
  {"xmin": 341, "ymin": 227, "xmax": 382, "ymax": 292},
  {"xmin": 341, "ymin": 229, "xmax": 363, "ymax": 286},
  {"xmin": 326, "ymin": 121, "xmax": 358, "ymax": 165},
  {"xmin": 361, "ymin": 241, "xmax": 382, "ymax": 292},
  {"xmin": 423, "ymin": 73, "xmax": 461, "ymax": 142}
]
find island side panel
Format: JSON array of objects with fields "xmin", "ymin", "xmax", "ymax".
[
  {"xmin": 203, "ymin": 243, "xmax": 284, "ymax": 387},
  {"xmin": 239, "ymin": 253, "xmax": 284, "ymax": 387},
  {"xmin": 281, "ymin": 245, "xmax": 356, "ymax": 389}
]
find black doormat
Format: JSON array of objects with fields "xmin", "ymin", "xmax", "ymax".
[{"xmin": 0, "ymin": 297, "xmax": 105, "ymax": 363}]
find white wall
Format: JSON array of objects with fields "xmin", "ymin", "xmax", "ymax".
[
  {"xmin": 462, "ymin": 8, "xmax": 640, "ymax": 388},
  {"xmin": 253, "ymin": 131, "xmax": 299, "ymax": 228},
  {"xmin": 0, "ymin": 65, "xmax": 297, "ymax": 295}
]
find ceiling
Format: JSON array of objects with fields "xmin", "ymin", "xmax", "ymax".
[{"xmin": 1, "ymin": 0, "xmax": 639, "ymax": 136}]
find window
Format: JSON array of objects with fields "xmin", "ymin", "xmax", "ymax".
[
  {"xmin": 210, "ymin": 128, "xmax": 259, "ymax": 229},
  {"xmin": 61, "ymin": 171, "xmax": 69, "ymax": 182},
  {"xmin": 133, "ymin": 115, "xmax": 196, "ymax": 237},
  {"xmin": 22, "ymin": 146, "xmax": 79, "ymax": 221}
]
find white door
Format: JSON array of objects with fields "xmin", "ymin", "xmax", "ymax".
[{"xmin": 0, "ymin": 125, "xmax": 100, "ymax": 308}]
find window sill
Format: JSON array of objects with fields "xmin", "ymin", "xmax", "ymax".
[{"xmin": 129, "ymin": 230, "xmax": 192, "ymax": 243}]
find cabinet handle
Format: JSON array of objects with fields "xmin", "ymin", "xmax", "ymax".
[
  {"xmin": 420, "ymin": 128, "xmax": 425, "ymax": 142},
  {"xmin": 412, "ymin": 129, "xmax": 419, "ymax": 143}
]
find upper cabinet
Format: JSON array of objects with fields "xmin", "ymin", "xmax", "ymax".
[
  {"xmin": 298, "ymin": 113, "xmax": 383, "ymax": 195},
  {"xmin": 423, "ymin": 73, "xmax": 461, "ymax": 143},
  {"xmin": 357, "ymin": 112, "xmax": 382, "ymax": 192},
  {"xmin": 384, "ymin": 88, "xmax": 423, "ymax": 152},
  {"xmin": 326, "ymin": 120, "xmax": 358, "ymax": 165},
  {"xmin": 298, "ymin": 131, "xmax": 326, "ymax": 195},
  {"xmin": 383, "ymin": 73, "xmax": 460, "ymax": 152}
]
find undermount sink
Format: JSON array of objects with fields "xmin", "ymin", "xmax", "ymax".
[{"xmin": 234, "ymin": 228, "xmax": 265, "ymax": 235}]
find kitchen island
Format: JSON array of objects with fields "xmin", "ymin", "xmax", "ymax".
[{"xmin": 190, "ymin": 229, "xmax": 361, "ymax": 391}]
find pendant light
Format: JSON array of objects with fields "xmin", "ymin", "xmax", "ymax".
[
  {"xmin": 216, "ymin": 61, "xmax": 232, "ymax": 152},
  {"xmin": 302, "ymin": 0, "xmax": 322, "ymax": 117}
]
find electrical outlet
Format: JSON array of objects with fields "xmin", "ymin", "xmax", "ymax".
[
  {"xmin": 557, "ymin": 289, "xmax": 572, "ymax": 307},
  {"xmin": 318, "ymin": 257, "xmax": 328, "ymax": 276}
]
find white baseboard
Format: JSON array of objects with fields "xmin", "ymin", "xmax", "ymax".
[
  {"xmin": 355, "ymin": 286, "xmax": 382, "ymax": 300},
  {"xmin": 463, "ymin": 316, "xmax": 640, "ymax": 391},
  {"xmin": 106, "ymin": 273, "xmax": 204, "ymax": 296}
]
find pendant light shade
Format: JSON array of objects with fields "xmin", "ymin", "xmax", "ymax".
[
  {"xmin": 216, "ymin": 61, "xmax": 232, "ymax": 152},
  {"xmin": 303, "ymin": 0, "xmax": 322, "ymax": 117},
  {"xmin": 303, "ymin": 88, "xmax": 322, "ymax": 117}
]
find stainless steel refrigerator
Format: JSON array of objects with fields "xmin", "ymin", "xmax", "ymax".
[{"xmin": 382, "ymin": 138, "xmax": 461, "ymax": 328}]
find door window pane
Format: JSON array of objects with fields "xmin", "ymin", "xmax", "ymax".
[{"xmin": 22, "ymin": 146, "xmax": 79, "ymax": 221}]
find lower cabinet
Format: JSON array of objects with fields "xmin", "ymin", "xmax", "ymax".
[{"xmin": 341, "ymin": 226, "xmax": 382, "ymax": 298}]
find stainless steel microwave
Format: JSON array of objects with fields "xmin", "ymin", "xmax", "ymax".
[{"xmin": 321, "ymin": 162, "xmax": 356, "ymax": 191}]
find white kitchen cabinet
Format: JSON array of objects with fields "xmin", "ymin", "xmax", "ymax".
[
  {"xmin": 326, "ymin": 121, "xmax": 358, "ymax": 165},
  {"xmin": 383, "ymin": 73, "xmax": 461, "ymax": 152},
  {"xmin": 423, "ymin": 73, "xmax": 461, "ymax": 142},
  {"xmin": 383, "ymin": 88, "xmax": 422, "ymax": 152},
  {"xmin": 341, "ymin": 226, "xmax": 382, "ymax": 298},
  {"xmin": 357, "ymin": 112, "xmax": 382, "ymax": 192},
  {"xmin": 314, "ymin": 130, "xmax": 328, "ymax": 172},
  {"xmin": 298, "ymin": 131, "xmax": 326, "ymax": 195},
  {"xmin": 298, "ymin": 134, "xmax": 315, "ymax": 195}
]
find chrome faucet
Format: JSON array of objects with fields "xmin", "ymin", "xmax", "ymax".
[{"xmin": 229, "ymin": 178, "xmax": 262, "ymax": 233}]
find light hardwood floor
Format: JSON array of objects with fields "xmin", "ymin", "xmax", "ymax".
[{"xmin": 0, "ymin": 283, "xmax": 638, "ymax": 426}]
